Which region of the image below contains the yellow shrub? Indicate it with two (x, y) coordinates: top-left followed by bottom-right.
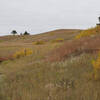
(13, 48), (33, 58)
(92, 51), (100, 80)
(75, 26), (100, 39)
(51, 38), (64, 43)
(33, 40), (45, 45)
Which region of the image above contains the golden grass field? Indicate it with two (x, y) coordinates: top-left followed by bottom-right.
(0, 28), (100, 100)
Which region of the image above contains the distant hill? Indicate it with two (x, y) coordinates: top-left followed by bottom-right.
(0, 29), (81, 43)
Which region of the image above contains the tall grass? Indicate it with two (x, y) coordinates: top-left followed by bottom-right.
(0, 54), (98, 100)
(92, 51), (100, 80)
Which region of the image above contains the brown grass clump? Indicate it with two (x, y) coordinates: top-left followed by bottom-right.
(75, 26), (100, 39)
(0, 57), (9, 62)
(13, 48), (33, 58)
(47, 36), (100, 62)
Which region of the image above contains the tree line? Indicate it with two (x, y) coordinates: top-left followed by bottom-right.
(11, 30), (30, 35)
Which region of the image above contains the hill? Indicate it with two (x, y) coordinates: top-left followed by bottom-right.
(0, 29), (81, 42)
(0, 28), (100, 100)
(0, 29), (81, 58)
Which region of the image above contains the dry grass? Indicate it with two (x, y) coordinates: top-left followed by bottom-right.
(0, 29), (100, 100)
(0, 54), (100, 100)
(0, 29), (81, 43)
(92, 51), (100, 80)
(75, 26), (100, 39)
(47, 36), (100, 61)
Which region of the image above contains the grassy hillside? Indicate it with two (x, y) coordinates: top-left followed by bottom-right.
(0, 28), (100, 100)
(0, 29), (80, 58)
(75, 26), (100, 39)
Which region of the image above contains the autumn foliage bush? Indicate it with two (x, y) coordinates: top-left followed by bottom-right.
(51, 38), (64, 43)
(13, 48), (33, 58)
(92, 51), (100, 80)
(75, 26), (100, 39)
(33, 40), (45, 45)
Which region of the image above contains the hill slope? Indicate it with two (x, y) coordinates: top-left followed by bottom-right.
(0, 28), (100, 100)
(0, 29), (81, 58)
(0, 29), (81, 43)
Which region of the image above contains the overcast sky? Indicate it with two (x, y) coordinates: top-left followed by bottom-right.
(0, 0), (100, 35)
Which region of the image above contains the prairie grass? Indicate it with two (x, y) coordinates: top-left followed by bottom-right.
(0, 29), (100, 100)
(75, 26), (100, 39)
(48, 36), (100, 61)
(0, 54), (100, 100)
(92, 51), (100, 80)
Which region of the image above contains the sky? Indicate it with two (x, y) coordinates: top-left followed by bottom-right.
(0, 0), (100, 35)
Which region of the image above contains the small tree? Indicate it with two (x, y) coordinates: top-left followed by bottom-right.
(20, 33), (23, 35)
(11, 30), (17, 35)
(23, 31), (30, 35)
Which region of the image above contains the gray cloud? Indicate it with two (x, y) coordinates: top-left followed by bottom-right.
(0, 0), (100, 35)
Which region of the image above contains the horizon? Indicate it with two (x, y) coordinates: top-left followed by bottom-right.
(0, 0), (100, 36)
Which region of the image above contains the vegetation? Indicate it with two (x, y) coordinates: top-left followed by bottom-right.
(33, 40), (45, 45)
(51, 38), (64, 43)
(1, 28), (100, 100)
(92, 51), (100, 80)
(13, 48), (33, 58)
(11, 30), (17, 35)
(75, 26), (100, 39)
(23, 31), (30, 35)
